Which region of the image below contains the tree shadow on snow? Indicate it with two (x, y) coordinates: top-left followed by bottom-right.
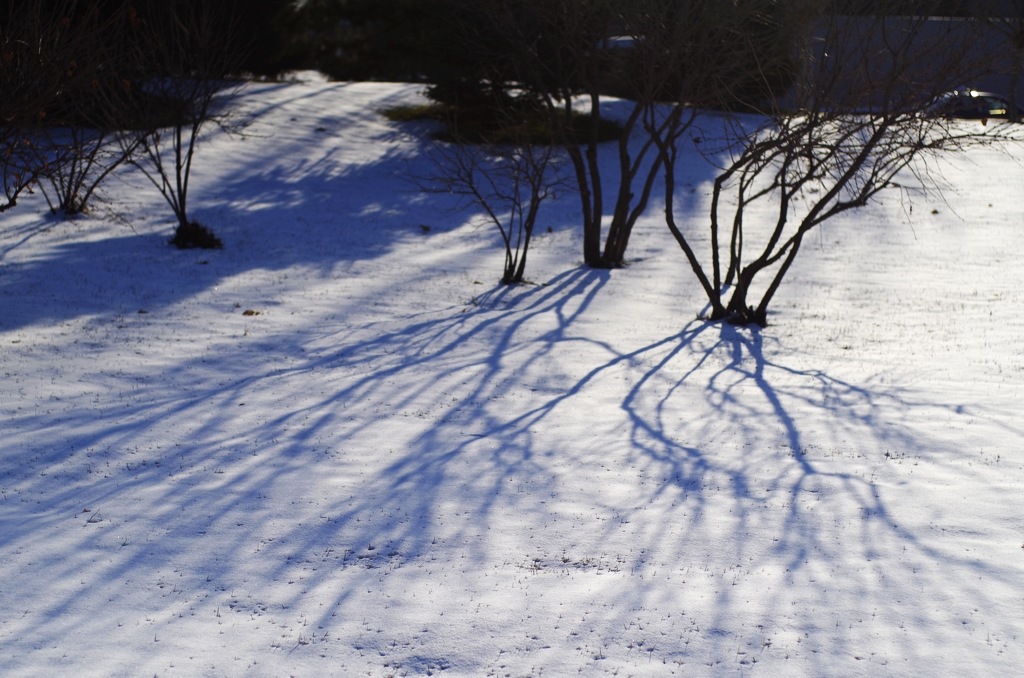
(593, 322), (1018, 671)
(2, 79), (1020, 669)
(2, 257), (1019, 674)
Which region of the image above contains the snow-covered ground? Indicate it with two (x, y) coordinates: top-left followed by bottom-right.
(1, 80), (1022, 677)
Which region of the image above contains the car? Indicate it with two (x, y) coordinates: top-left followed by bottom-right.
(926, 88), (1021, 120)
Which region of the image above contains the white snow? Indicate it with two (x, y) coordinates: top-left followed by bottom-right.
(1, 80), (1022, 677)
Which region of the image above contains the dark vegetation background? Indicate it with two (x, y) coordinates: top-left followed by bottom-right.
(8, 1), (1022, 114)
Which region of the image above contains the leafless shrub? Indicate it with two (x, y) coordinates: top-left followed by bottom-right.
(656, 2), (1023, 326)
(0, 1), (163, 217)
(429, 129), (566, 285)
(0, 0), (69, 212)
(124, 1), (244, 248)
(29, 2), (149, 216)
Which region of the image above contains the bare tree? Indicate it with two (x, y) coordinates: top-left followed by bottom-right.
(430, 133), (564, 285)
(34, 123), (142, 216)
(656, 2), (1021, 326)
(440, 0), (670, 268)
(126, 1), (243, 248)
(445, 1), (803, 269)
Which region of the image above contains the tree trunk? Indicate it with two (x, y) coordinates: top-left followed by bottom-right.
(724, 269), (768, 327)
